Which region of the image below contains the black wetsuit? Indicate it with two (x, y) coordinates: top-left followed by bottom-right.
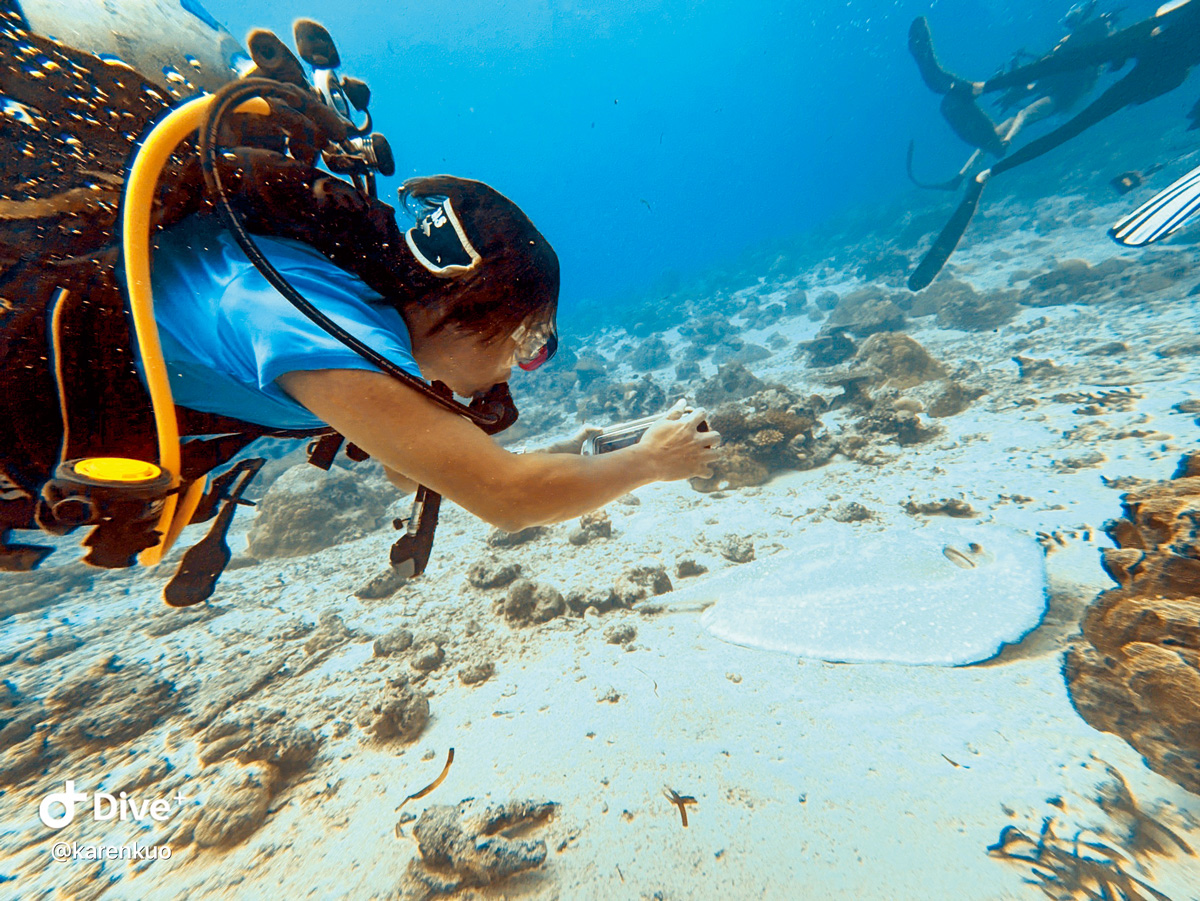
(982, 0), (1200, 176)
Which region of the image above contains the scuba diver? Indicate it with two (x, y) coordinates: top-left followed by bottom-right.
(906, 0), (1200, 290)
(0, 2), (720, 605)
(907, 0), (1118, 192)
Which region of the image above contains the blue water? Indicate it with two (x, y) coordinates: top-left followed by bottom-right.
(6, 2), (1200, 898)
(198, 0), (1187, 319)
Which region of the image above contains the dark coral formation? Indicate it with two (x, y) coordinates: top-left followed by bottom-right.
(458, 661), (494, 685)
(797, 327), (855, 368)
(355, 566), (411, 600)
(0, 657), (177, 787)
(358, 677), (431, 744)
(246, 463), (393, 559)
(173, 710), (318, 849)
(466, 557), (522, 589)
(572, 351), (609, 388)
(1064, 459), (1200, 795)
(825, 286), (907, 337)
(1019, 257), (1131, 306)
(399, 799), (558, 900)
(198, 706), (319, 771)
(579, 373), (668, 420)
(629, 335), (673, 370)
(374, 627), (415, 658)
(569, 510), (612, 546)
(718, 534), (756, 563)
(693, 362), (766, 407)
(908, 276), (1019, 331)
(187, 762), (279, 849)
(410, 639), (446, 673)
(612, 563), (673, 605)
(853, 403), (943, 448)
(678, 313), (742, 352)
(903, 498), (977, 518)
(0, 564), (94, 621)
(497, 579), (566, 626)
(303, 610), (367, 656)
(690, 387), (832, 491)
(852, 332), (946, 389)
(714, 342), (772, 366)
(928, 381), (986, 418)
(487, 526), (546, 548)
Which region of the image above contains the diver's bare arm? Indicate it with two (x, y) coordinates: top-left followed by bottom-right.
(277, 369), (712, 532)
(381, 465), (418, 494)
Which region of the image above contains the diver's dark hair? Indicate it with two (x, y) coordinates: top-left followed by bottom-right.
(385, 175), (559, 342)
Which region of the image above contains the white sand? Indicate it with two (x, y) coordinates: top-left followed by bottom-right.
(2, 189), (1200, 900)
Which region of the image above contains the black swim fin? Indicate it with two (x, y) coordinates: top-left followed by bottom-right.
(908, 174), (987, 291)
(905, 140), (966, 192)
(909, 17), (963, 95)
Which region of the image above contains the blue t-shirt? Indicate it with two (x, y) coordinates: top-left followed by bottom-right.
(147, 216), (422, 430)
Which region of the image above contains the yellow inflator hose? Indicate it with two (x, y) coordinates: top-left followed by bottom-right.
(121, 94), (269, 565)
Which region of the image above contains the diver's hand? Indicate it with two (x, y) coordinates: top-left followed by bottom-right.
(538, 425), (604, 455)
(632, 403), (721, 481)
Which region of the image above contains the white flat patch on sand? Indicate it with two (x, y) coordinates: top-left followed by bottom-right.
(679, 523), (1046, 665)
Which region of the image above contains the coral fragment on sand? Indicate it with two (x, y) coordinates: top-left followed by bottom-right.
(399, 799), (558, 900)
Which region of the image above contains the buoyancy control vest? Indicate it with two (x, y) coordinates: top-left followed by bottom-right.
(0, 9), (548, 604)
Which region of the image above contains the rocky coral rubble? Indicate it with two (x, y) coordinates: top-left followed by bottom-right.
(908, 276), (1019, 331)
(1064, 454), (1200, 796)
(358, 676), (431, 744)
(246, 463), (395, 559)
(399, 799), (558, 901)
(167, 705), (322, 849)
(690, 383), (833, 492)
(0, 657), (176, 787)
(497, 579), (566, 626)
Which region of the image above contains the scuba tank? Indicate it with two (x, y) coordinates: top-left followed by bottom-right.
(13, 0), (246, 94)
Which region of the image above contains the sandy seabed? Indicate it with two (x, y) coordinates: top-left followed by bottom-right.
(2, 187), (1200, 901)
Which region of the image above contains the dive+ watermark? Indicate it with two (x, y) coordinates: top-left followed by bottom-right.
(38, 780), (186, 829)
(50, 841), (172, 862)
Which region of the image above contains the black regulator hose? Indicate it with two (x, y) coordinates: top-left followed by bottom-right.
(197, 78), (510, 432)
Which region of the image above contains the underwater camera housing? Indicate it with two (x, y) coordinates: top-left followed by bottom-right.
(581, 405), (709, 455)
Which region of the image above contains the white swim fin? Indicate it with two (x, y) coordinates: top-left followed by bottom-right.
(1109, 164), (1200, 246)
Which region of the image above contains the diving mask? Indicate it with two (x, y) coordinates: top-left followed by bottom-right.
(512, 317), (557, 371)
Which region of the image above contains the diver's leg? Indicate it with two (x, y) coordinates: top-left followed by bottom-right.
(989, 76), (1142, 177)
(1000, 96), (1055, 145)
(939, 89), (1006, 156)
(921, 1), (1196, 99)
(981, 12), (1167, 94)
(956, 148), (984, 180)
